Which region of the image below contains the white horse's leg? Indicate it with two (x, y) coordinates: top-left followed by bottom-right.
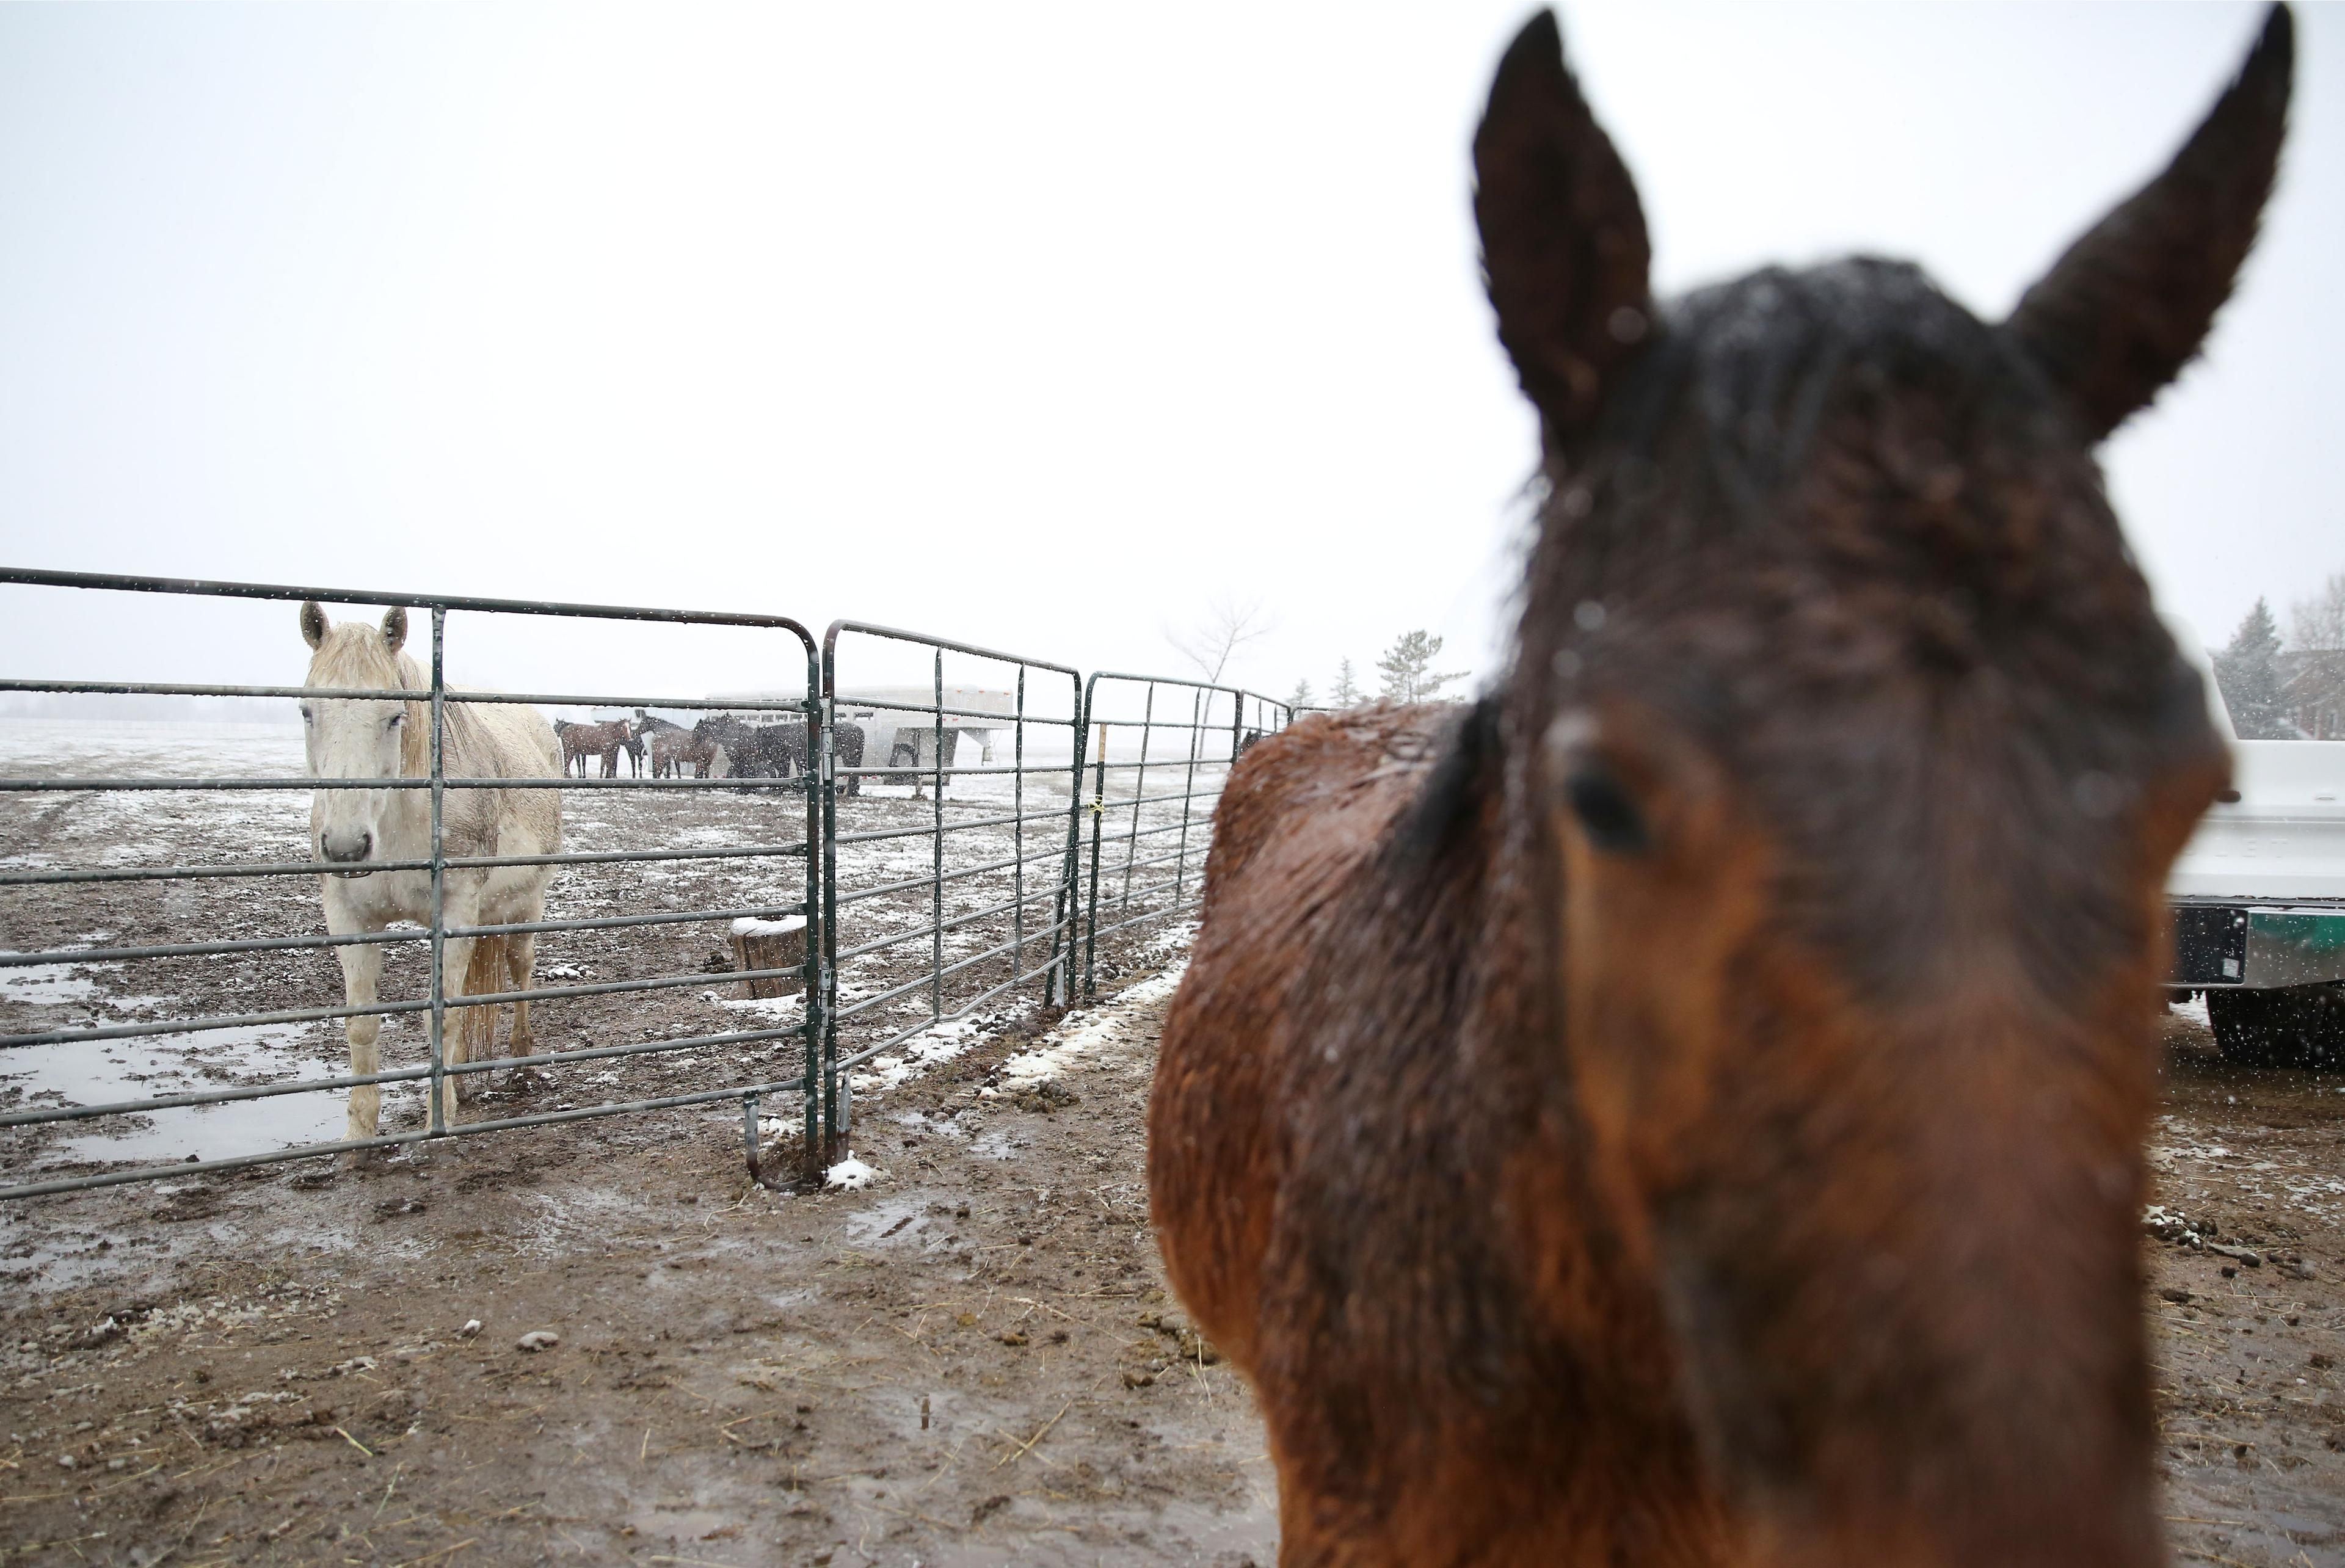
(434, 884), (487, 1121)
(328, 901), (385, 1152)
(438, 931), (478, 1119)
(505, 929), (539, 1059)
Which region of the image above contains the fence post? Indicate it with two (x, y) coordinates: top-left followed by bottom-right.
(930, 648), (945, 1030)
(1172, 687), (1205, 906)
(1121, 683), (1154, 912)
(818, 650), (842, 1177)
(1012, 667), (1026, 989)
(807, 677), (832, 1188)
(1083, 720), (1108, 998)
(426, 606), (448, 1138)
(1045, 678), (1090, 1008)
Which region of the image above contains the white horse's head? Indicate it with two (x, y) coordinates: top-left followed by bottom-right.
(299, 602), (424, 875)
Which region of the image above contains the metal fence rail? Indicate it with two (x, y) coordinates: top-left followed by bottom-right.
(0, 569), (826, 1197)
(0, 567), (1299, 1199)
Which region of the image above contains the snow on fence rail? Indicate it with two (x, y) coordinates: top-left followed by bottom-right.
(0, 568), (1290, 1199)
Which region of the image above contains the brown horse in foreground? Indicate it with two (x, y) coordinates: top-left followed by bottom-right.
(1151, 10), (2291, 1567)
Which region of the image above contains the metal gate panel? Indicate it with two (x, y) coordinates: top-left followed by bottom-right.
(816, 622), (1085, 1156)
(1076, 674), (1291, 998)
(0, 570), (826, 1196)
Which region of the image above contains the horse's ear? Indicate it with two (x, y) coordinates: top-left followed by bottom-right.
(380, 608), (408, 655)
(1472, 10), (1652, 435)
(300, 601), (328, 649)
(2005, 4), (2291, 443)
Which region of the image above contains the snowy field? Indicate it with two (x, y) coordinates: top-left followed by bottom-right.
(0, 719), (1226, 1182)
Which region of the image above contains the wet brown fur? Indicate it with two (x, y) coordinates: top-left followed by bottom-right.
(1150, 11), (2291, 1566)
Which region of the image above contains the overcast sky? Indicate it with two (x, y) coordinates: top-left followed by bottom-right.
(0, 3), (2336, 704)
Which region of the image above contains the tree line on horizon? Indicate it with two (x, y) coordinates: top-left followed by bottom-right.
(1285, 628), (1469, 714)
(2212, 570), (2345, 741)
(1158, 600), (1472, 716)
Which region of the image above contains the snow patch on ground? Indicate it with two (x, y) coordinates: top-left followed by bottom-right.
(824, 1155), (879, 1191)
(848, 1015), (989, 1092)
(1000, 963), (1187, 1087)
(1142, 920), (1199, 957)
(716, 991), (805, 1022)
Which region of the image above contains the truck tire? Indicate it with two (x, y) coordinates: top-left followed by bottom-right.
(2206, 983), (2345, 1069)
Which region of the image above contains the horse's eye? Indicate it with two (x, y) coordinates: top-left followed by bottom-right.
(299, 706), (312, 723)
(1564, 768), (1650, 854)
(386, 713), (405, 730)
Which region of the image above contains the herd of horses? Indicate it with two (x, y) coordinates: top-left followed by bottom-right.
(551, 711), (864, 791)
(291, 7), (2294, 1564)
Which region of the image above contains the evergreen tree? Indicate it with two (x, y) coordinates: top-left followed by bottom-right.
(1375, 630), (1467, 704)
(2212, 598), (2289, 738)
(1285, 678), (1314, 713)
(1329, 659), (1363, 707)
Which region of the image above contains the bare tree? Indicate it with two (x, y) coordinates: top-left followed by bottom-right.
(1165, 597), (1273, 687)
(2292, 572), (2345, 651)
(2287, 572), (2345, 739)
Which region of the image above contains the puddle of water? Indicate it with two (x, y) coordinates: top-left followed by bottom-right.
(842, 1195), (928, 1244)
(4, 1020), (360, 1167)
(0, 961), (101, 1006)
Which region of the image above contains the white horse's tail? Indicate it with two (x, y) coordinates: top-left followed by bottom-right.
(460, 936), (508, 1059)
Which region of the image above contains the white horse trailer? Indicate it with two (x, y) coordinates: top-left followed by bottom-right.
(836, 684), (1017, 774)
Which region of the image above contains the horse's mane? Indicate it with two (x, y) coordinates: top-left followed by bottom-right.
(1391, 694), (1503, 871)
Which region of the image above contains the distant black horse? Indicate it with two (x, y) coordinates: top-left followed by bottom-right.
(834, 721), (865, 798)
(691, 714), (863, 796)
(695, 715), (803, 791)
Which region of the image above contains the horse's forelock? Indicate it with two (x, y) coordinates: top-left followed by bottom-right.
(305, 622), (407, 688)
(306, 623), (432, 777)
(1518, 257), (2162, 714)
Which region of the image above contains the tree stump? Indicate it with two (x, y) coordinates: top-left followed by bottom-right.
(729, 916), (807, 1000)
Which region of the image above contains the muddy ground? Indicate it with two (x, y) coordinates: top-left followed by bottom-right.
(2145, 1004), (2345, 1567)
(2, 965), (1278, 1567)
(0, 1000), (2338, 1566)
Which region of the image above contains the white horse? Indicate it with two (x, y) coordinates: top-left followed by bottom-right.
(299, 603), (564, 1145)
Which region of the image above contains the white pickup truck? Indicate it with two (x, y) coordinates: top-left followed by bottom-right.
(2166, 650), (2345, 1066)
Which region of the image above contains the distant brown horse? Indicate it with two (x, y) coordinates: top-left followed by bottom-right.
(1150, 10), (2288, 1567)
(555, 717), (637, 779)
(652, 726), (718, 779)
